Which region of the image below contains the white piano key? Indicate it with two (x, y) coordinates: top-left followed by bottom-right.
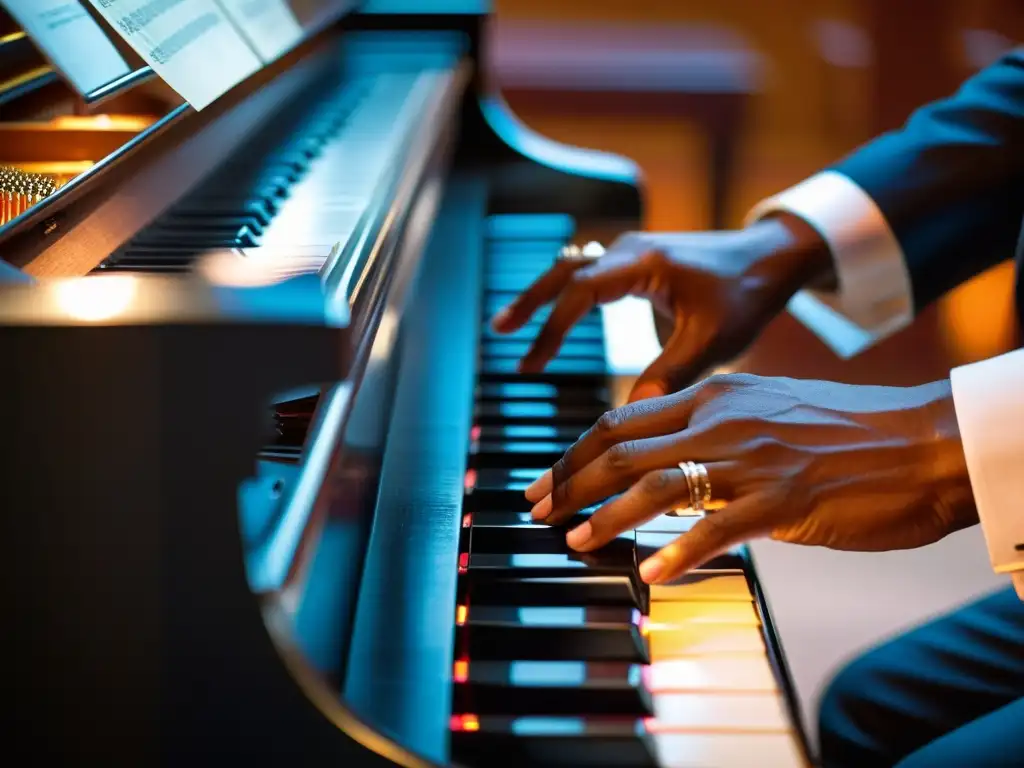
(600, 295), (662, 377)
(651, 570), (752, 602)
(650, 692), (791, 732)
(637, 515), (701, 534)
(637, 531), (744, 556)
(649, 601), (760, 626)
(646, 657), (778, 693)
(252, 71), (443, 266)
(653, 732), (807, 768)
(650, 624), (767, 657)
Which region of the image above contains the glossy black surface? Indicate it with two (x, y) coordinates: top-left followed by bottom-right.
(465, 573), (644, 610)
(452, 661), (652, 717)
(473, 400), (600, 425)
(343, 177), (487, 764)
(450, 716), (657, 767)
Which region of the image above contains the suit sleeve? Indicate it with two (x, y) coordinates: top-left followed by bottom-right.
(747, 47), (1024, 358)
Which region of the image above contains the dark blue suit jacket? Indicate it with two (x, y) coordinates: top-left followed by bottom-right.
(830, 48), (1024, 314)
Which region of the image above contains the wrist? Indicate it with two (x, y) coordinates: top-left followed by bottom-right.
(741, 213), (836, 299)
(917, 379), (977, 519)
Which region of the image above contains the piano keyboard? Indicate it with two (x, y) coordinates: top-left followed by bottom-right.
(96, 68), (451, 279)
(450, 214), (808, 768)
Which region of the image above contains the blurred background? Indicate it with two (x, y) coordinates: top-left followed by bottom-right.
(487, 0), (1021, 749)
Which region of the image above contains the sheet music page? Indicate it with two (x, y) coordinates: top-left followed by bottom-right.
(214, 0), (303, 63)
(84, 0), (262, 110)
(3, 0), (132, 97)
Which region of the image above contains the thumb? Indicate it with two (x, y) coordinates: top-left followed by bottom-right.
(628, 316), (712, 403)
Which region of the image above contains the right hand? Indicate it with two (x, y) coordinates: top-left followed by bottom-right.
(490, 214), (832, 402)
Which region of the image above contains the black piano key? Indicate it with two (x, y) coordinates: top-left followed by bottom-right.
(467, 544), (648, 613)
(461, 605), (649, 663)
(171, 200), (275, 227)
(468, 510), (556, 526)
(452, 660), (652, 717)
(466, 573), (645, 611)
(450, 715), (656, 767)
(132, 223), (258, 249)
(475, 381), (609, 405)
(470, 522), (596, 554)
(463, 491), (532, 514)
(473, 423), (583, 444)
(99, 254), (191, 272)
(482, 324), (604, 343)
(158, 214), (266, 237)
(469, 444), (567, 469)
(451, 715), (657, 767)
(472, 400), (602, 426)
(481, 358), (608, 376)
(466, 466), (544, 486)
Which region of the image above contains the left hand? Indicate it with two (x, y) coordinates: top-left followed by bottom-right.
(524, 374), (977, 584)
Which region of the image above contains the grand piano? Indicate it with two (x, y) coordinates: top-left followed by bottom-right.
(0, 2), (811, 765)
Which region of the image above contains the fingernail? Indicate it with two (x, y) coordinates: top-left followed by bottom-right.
(565, 520), (592, 550)
(639, 556), (664, 584)
(525, 470), (553, 501)
(530, 494), (552, 521)
(491, 307), (510, 330)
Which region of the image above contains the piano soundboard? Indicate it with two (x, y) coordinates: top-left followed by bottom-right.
(0, 3), (812, 766)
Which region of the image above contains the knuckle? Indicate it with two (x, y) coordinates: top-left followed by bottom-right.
(594, 409), (624, 438)
(696, 512), (735, 547)
(551, 472), (574, 506)
(745, 435), (786, 462)
(726, 416), (768, 441)
(639, 469), (678, 495)
(703, 372), (760, 394)
(638, 247), (665, 265)
(551, 454), (572, 485)
(605, 440), (638, 473)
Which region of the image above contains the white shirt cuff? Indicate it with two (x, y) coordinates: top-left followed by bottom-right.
(744, 170), (915, 359)
(950, 350), (1024, 600)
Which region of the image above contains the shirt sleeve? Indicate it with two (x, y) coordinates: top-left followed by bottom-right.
(950, 349), (1024, 600)
(744, 170), (915, 359)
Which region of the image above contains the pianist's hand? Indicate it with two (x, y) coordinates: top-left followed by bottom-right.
(490, 214), (831, 402)
(523, 374), (977, 585)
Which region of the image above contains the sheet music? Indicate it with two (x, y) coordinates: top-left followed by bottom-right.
(2, 0), (132, 97)
(84, 0), (262, 110)
(215, 0), (303, 63)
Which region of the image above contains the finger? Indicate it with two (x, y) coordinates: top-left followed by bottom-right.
(629, 314), (719, 402)
(535, 427), (726, 524)
(518, 259), (648, 373)
(490, 260), (578, 332)
(524, 380), (710, 502)
(566, 461), (736, 551)
(491, 232), (651, 333)
(638, 491), (776, 584)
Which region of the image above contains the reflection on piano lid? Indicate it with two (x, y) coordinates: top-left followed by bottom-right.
(0, 3), (810, 767)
